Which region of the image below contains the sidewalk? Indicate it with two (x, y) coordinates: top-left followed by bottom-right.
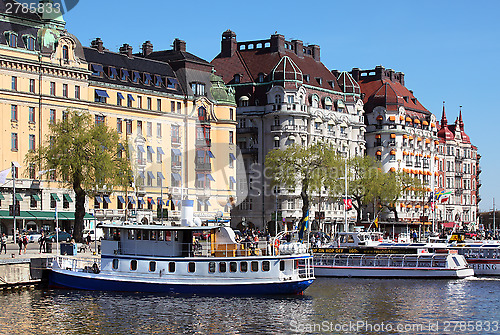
(0, 241), (99, 261)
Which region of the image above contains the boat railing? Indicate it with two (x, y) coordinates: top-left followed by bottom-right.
(54, 255), (101, 272)
(314, 253), (449, 268)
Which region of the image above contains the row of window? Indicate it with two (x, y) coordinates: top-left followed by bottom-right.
(11, 76), (81, 98)
(3, 193), (71, 210)
(4, 32), (36, 50)
(10, 133), (35, 151)
(115, 259), (288, 274)
(91, 64), (179, 90)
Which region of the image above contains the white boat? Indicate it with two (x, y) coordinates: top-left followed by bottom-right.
(49, 224), (314, 295)
(447, 243), (500, 276)
(312, 249), (473, 278)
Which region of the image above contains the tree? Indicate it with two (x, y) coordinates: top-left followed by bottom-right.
(25, 110), (130, 242)
(265, 142), (342, 227)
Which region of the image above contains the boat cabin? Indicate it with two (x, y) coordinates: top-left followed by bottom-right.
(333, 231), (385, 247)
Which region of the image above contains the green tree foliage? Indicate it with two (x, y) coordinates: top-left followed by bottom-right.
(25, 110), (130, 242)
(265, 142), (342, 224)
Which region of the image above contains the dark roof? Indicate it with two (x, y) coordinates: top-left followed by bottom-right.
(83, 47), (183, 95)
(145, 50), (210, 66)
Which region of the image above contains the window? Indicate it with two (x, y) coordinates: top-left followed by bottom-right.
(127, 94), (133, 107)
(126, 120), (132, 134)
(108, 67), (118, 79)
(177, 102), (181, 113)
(230, 262), (237, 272)
(28, 107), (35, 123)
(240, 261), (248, 272)
(130, 260), (138, 271)
(262, 261), (270, 272)
(229, 131), (234, 144)
(280, 260), (285, 271)
(171, 101), (175, 113)
(157, 99), (161, 111)
(156, 123), (162, 138)
(147, 97), (152, 110)
(149, 261), (156, 272)
(209, 262), (216, 273)
(137, 121), (142, 134)
(62, 45), (69, 60)
(8, 33), (17, 47)
(143, 73), (152, 85)
(11, 76), (17, 91)
(233, 74), (240, 83)
(117, 93), (123, 106)
(112, 259), (119, 270)
(147, 122), (152, 137)
(117, 118), (122, 133)
(62, 84), (68, 98)
(275, 95), (281, 104)
(229, 154), (234, 168)
(188, 262), (196, 273)
(75, 85), (80, 99)
(11, 133), (18, 151)
(26, 37), (35, 51)
(257, 73), (264, 83)
(132, 71), (140, 83)
(50, 109), (56, 124)
(11, 105), (17, 121)
(191, 82), (205, 96)
(29, 79), (35, 93)
(251, 261), (259, 272)
(287, 95), (294, 104)
(219, 262), (227, 273)
(50, 82), (56, 96)
(230, 108), (234, 120)
(169, 262), (175, 273)
(95, 115), (105, 125)
(198, 107), (207, 121)
(137, 96), (142, 109)
(29, 134), (35, 151)
(171, 125), (180, 143)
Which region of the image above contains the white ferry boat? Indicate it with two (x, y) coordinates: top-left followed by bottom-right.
(312, 231), (474, 278)
(447, 243), (500, 276)
(49, 223), (314, 295)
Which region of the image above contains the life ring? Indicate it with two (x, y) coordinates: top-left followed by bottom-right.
(274, 239), (280, 255)
(92, 263), (100, 274)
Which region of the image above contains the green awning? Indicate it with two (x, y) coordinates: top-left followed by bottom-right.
(27, 211), (56, 219)
(0, 210), (37, 219)
(32, 194), (41, 201)
(51, 193), (60, 201)
(63, 194), (73, 202)
(58, 212), (94, 220)
(15, 194), (23, 201)
(0, 194), (4, 200)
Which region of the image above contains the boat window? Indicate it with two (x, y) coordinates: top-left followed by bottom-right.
(240, 261), (248, 272)
(358, 235), (365, 241)
(174, 231), (178, 241)
(136, 231), (142, 240)
(280, 260), (285, 271)
(251, 261), (259, 272)
(158, 231), (164, 241)
(188, 262), (196, 273)
(347, 235), (354, 243)
(262, 261), (270, 272)
(142, 230), (149, 240)
(208, 262), (215, 273)
(130, 260), (138, 271)
(150, 231), (157, 240)
(452, 257), (461, 267)
(128, 230), (135, 240)
(294, 260), (299, 270)
(112, 259), (119, 270)
(149, 261), (156, 272)
(229, 262), (237, 272)
(219, 262), (227, 273)
(168, 262), (175, 273)
(165, 231), (172, 242)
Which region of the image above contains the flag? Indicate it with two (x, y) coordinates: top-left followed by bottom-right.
(298, 210), (309, 242)
(0, 168), (11, 185)
(374, 216), (379, 229)
(343, 198), (353, 210)
(440, 193), (451, 203)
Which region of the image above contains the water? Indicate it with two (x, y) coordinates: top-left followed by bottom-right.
(1, 277), (499, 334)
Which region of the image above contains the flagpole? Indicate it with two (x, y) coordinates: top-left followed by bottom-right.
(12, 162), (17, 244)
(344, 157), (348, 232)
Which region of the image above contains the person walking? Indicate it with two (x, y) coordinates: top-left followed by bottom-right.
(17, 234), (23, 255)
(38, 231), (46, 253)
(0, 233), (7, 254)
(22, 234), (28, 254)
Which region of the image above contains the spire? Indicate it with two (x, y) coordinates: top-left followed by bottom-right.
(458, 105), (464, 130)
(441, 101), (447, 127)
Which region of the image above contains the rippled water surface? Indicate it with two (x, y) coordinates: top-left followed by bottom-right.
(1, 277), (499, 334)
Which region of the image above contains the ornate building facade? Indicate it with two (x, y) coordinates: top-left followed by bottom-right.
(212, 31), (365, 232)
(0, 1), (236, 236)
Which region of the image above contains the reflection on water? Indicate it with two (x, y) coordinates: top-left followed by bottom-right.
(1, 278), (499, 334)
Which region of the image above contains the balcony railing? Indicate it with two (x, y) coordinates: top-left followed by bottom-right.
(271, 125), (307, 132)
(196, 138), (211, 147)
(237, 127), (258, 134)
(195, 162), (212, 171)
(171, 137), (181, 145)
(171, 161), (182, 169)
(241, 148), (258, 155)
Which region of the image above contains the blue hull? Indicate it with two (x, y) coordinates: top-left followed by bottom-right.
(49, 270), (314, 296)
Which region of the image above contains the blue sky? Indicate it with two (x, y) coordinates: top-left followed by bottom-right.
(63, 0), (500, 211)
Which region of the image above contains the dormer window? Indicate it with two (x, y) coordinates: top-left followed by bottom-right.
(5, 32), (17, 48)
(131, 71), (140, 83)
(403, 96), (409, 102)
(143, 73), (152, 85)
(303, 74), (310, 82)
(155, 75), (163, 87)
(328, 81), (335, 89)
(257, 73), (265, 83)
(315, 77), (322, 85)
(311, 94), (319, 108)
(287, 95), (294, 104)
(234, 74), (240, 83)
(239, 96), (249, 107)
(23, 35), (35, 51)
(121, 69), (129, 81)
(167, 78), (178, 89)
(191, 82), (205, 96)
(274, 94), (282, 104)
(324, 97), (333, 110)
(62, 45), (69, 61)
(91, 64), (104, 77)
(109, 67), (118, 79)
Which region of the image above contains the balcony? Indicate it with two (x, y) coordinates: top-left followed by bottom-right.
(196, 138), (211, 147)
(241, 148), (258, 155)
(455, 189), (463, 196)
(271, 125), (307, 132)
(455, 156), (463, 162)
(171, 161), (182, 170)
(237, 127), (258, 134)
(171, 137), (181, 145)
(195, 162), (212, 171)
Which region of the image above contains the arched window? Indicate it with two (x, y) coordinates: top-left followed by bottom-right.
(8, 33), (17, 48)
(257, 73), (264, 83)
(25, 37), (35, 51)
(274, 94), (281, 104)
(62, 45), (69, 60)
(198, 106), (207, 121)
(311, 95), (319, 108)
(233, 74), (240, 83)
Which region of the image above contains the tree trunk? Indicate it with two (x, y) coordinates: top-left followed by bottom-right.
(353, 195), (362, 225)
(73, 172), (86, 242)
(300, 179), (309, 223)
(389, 206), (399, 223)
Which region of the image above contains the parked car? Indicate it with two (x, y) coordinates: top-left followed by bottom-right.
(83, 228), (103, 241)
(45, 231), (72, 243)
(27, 231), (42, 243)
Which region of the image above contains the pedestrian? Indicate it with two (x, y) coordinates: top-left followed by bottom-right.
(0, 233), (7, 254)
(22, 234), (28, 254)
(86, 233), (92, 246)
(17, 235), (23, 255)
(39, 231), (46, 253)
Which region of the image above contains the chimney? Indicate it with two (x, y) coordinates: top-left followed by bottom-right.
(91, 38), (104, 53)
(292, 39), (303, 57)
(173, 38), (186, 52)
(221, 29), (237, 57)
(374, 65), (385, 79)
(398, 72), (405, 85)
(351, 68), (360, 82)
(311, 44), (320, 61)
(331, 70), (340, 79)
(142, 41), (153, 56)
(388, 68), (395, 81)
(270, 33), (285, 53)
(119, 43), (133, 58)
